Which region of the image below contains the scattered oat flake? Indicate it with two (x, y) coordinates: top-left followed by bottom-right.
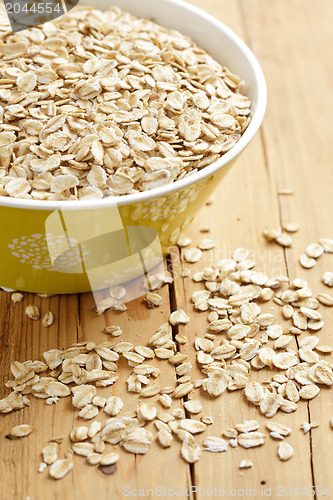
(43, 442), (58, 465)
(322, 272), (333, 287)
(306, 243), (323, 259)
(262, 226), (282, 242)
(223, 428), (238, 439)
(11, 292), (24, 303)
(42, 312), (54, 327)
(38, 462), (47, 473)
(278, 442), (293, 461)
(317, 293), (333, 307)
(276, 233), (293, 248)
(181, 436), (201, 463)
(95, 298), (127, 315)
(300, 421), (319, 434)
(49, 458), (73, 479)
(184, 400), (202, 414)
(244, 382), (264, 404)
(157, 429), (173, 448)
(299, 385), (320, 400)
(266, 422), (291, 437)
(239, 459), (253, 469)
(235, 420), (259, 433)
(102, 325), (122, 336)
(177, 236), (192, 248)
(184, 248), (202, 263)
(270, 432), (284, 440)
(138, 403), (157, 421)
(72, 442), (95, 457)
(6, 424), (34, 439)
(299, 254), (316, 269)
(175, 334), (188, 344)
(25, 305), (40, 320)
(87, 453), (101, 466)
(315, 344), (333, 354)
(202, 437), (228, 452)
(238, 432), (265, 448)
(201, 416), (214, 425)
(169, 309), (190, 325)
(100, 452), (119, 466)
(140, 386), (161, 398)
(144, 293), (163, 308)
(198, 239), (215, 251)
(273, 352), (298, 370)
(179, 419), (206, 434)
(284, 223), (299, 233)
(233, 248), (250, 262)
(319, 238), (333, 253)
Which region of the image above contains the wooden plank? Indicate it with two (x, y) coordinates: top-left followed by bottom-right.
(1, 280), (192, 499)
(169, 137), (313, 497)
(74, 287), (193, 500)
(241, 0), (333, 496)
(168, 0), (316, 497)
(0, 292), (80, 500)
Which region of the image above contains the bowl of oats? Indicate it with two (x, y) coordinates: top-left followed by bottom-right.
(0, 0), (266, 293)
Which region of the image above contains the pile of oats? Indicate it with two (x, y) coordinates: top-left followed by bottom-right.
(0, 6), (251, 201)
(2, 235), (333, 479)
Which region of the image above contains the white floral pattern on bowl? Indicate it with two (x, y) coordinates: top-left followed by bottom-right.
(8, 234), (88, 271)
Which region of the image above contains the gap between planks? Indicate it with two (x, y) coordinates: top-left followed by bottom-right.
(167, 249), (198, 500)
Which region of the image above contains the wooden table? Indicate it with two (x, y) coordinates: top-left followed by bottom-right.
(1, 1), (333, 499)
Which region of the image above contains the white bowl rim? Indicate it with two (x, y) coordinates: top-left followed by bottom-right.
(0, 0), (267, 212)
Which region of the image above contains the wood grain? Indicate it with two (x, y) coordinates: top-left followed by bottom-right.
(1, 1), (333, 499)
(242, 0), (333, 496)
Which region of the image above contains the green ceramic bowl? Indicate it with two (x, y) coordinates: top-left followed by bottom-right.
(0, 0), (266, 294)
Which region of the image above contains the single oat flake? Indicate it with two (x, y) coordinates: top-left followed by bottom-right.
(25, 305), (40, 320)
(181, 436), (201, 464)
(275, 233), (293, 248)
(202, 437), (228, 452)
(262, 226), (282, 242)
(319, 238), (333, 253)
(306, 243), (323, 259)
(6, 424), (34, 439)
(323, 272), (333, 287)
(198, 239), (216, 251)
(184, 248), (202, 264)
(238, 432), (266, 448)
(239, 459), (253, 469)
(300, 421), (319, 434)
(169, 309), (190, 326)
(42, 312), (54, 327)
(277, 442), (293, 461)
(284, 223), (299, 233)
(300, 254), (316, 269)
(11, 293), (24, 303)
(49, 458), (73, 479)
(42, 442), (58, 465)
